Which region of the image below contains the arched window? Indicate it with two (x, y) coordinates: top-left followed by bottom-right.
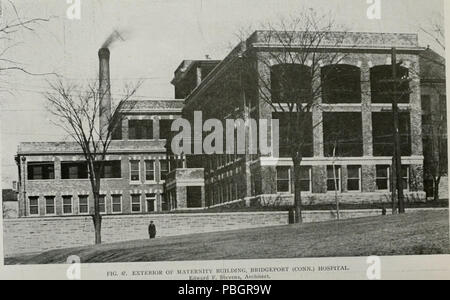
(271, 64), (312, 103)
(371, 65), (410, 104)
(321, 65), (362, 104)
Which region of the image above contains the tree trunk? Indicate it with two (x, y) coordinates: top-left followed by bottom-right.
(293, 157), (303, 224)
(332, 145), (340, 221)
(93, 212), (102, 245)
(89, 171), (103, 245)
(434, 177), (441, 202)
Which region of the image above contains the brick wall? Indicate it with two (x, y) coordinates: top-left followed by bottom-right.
(3, 211), (288, 257)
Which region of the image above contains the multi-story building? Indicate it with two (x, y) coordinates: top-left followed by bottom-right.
(15, 31), (447, 217)
(15, 97), (183, 217)
(420, 48), (448, 199)
(167, 31), (435, 208)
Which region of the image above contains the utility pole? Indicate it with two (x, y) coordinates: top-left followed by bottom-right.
(391, 48), (406, 214)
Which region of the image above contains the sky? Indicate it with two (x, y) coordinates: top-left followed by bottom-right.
(0, 0), (446, 188)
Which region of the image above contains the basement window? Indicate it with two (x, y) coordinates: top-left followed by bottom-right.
(99, 195), (106, 214)
(28, 162), (55, 180)
(29, 197), (39, 216)
(376, 165), (390, 191)
(78, 195), (89, 215)
(112, 195), (122, 213)
(327, 166), (342, 192)
(45, 196), (56, 215)
(299, 167), (312, 193)
(128, 119), (153, 140)
(276, 166), (291, 193)
(347, 165), (362, 192)
(63, 196), (73, 215)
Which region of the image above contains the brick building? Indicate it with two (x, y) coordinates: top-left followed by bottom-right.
(15, 98), (183, 217)
(15, 31), (447, 217)
(167, 31), (438, 208)
(420, 48), (448, 199)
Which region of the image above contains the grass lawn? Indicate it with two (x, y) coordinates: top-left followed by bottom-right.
(5, 210), (449, 265)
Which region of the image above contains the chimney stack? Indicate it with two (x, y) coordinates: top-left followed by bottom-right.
(98, 48), (112, 138)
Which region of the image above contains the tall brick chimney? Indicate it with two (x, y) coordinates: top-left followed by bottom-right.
(98, 48), (112, 138)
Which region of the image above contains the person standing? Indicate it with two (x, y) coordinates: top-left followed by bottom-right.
(148, 221), (157, 239)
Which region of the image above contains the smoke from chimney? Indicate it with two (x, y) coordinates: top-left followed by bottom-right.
(98, 47), (111, 137)
(101, 29), (128, 49)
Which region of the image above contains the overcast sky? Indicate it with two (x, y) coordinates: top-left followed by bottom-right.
(0, 0), (445, 188)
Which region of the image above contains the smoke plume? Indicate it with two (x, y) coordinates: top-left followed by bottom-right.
(101, 29), (129, 49)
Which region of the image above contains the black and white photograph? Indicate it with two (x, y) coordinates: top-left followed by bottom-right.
(0, 0), (449, 280)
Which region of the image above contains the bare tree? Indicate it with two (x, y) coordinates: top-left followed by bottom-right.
(46, 79), (141, 244)
(240, 10), (351, 223)
(0, 1), (53, 81)
(420, 13), (447, 202)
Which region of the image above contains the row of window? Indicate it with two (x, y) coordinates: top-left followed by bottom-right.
(275, 165), (409, 193)
(113, 119), (173, 140)
(275, 111), (412, 158)
(28, 193), (158, 216)
(27, 160), (170, 182)
(270, 64), (411, 104)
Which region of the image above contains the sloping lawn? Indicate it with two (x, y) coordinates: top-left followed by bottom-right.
(5, 210), (449, 265)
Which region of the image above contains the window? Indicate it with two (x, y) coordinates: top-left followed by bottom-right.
(79, 195), (89, 214)
(63, 196), (73, 215)
(45, 196), (55, 215)
(28, 162), (54, 180)
(371, 65), (410, 104)
(128, 119), (153, 140)
(112, 121), (122, 140)
(100, 161), (122, 179)
(376, 165), (390, 191)
(159, 119), (173, 140)
(401, 165), (409, 191)
(29, 197), (39, 216)
(299, 167), (312, 192)
(112, 195), (122, 213)
(273, 112), (313, 158)
(271, 64), (312, 103)
(99, 195), (106, 214)
(327, 166), (341, 192)
(145, 160), (155, 182)
(61, 162), (88, 179)
(130, 161), (140, 182)
(276, 166), (291, 193)
(146, 194), (156, 212)
(131, 194), (142, 213)
(187, 186), (202, 208)
(321, 65), (361, 103)
(372, 112), (411, 156)
(160, 160), (169, 181)
(347, 166), (362, 191)
(323, 113), (363, 157)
